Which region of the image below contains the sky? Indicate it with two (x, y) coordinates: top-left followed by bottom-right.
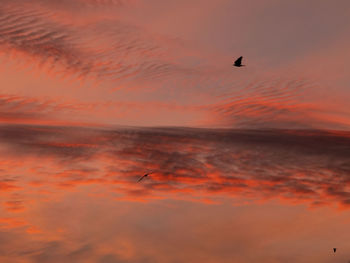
(1, 0), (350, 129)
(0, 1), (350, 262)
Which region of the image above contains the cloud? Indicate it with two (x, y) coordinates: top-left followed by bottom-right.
(0, 217), (27, 229)
(0, 94), (77, 124)
(0, 124), (349, 208)
(0, 0), (188, 84)
(0, 1), (349, 130)
(208, 77), (350, 129)
(30, 242), (94, 263)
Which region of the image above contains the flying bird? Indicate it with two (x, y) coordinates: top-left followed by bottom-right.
(233, 56), (245, 67)
(333, 248), (336, 253)
(137, 172), (153, 182)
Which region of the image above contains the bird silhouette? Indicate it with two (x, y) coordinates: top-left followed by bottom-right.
(137, 172), (153, 182)
(233, 56), (245, 67)
(333, 248), (336, 253)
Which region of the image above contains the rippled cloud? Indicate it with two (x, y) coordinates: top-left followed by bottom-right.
(0, 1), (349, 129)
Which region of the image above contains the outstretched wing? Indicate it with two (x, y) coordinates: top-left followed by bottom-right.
(137, 174), (146, 182)
(137, 172), (153, 182)
(234, 56), (243, 65)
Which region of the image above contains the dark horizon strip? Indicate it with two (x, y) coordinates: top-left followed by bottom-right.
(0, 124), (349, 208)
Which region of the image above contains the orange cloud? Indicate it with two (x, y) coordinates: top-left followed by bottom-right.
(0, 124), (349, 208)
(0, 181), (21, 192)
(0, 217), (27, 229)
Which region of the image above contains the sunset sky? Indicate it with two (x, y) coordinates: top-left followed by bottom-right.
(0, 1), (350, 262)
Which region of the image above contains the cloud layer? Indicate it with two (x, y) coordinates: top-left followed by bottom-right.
(1, 124), (349, 207)
(0, 0), (349, 129)
(0, 124), (349, 262)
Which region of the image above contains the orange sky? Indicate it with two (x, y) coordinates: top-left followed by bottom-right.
(0, 1), (350, 262)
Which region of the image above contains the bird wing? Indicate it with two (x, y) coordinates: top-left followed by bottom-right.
(137, 175), (146, 182)
(137, 172), (154, 182)
(234, 56), (243, 65)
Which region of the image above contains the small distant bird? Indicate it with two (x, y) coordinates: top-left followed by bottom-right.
(333, 248), (336, 253)
(137, 172), (153, 182)
(233, 56), (245, 67)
